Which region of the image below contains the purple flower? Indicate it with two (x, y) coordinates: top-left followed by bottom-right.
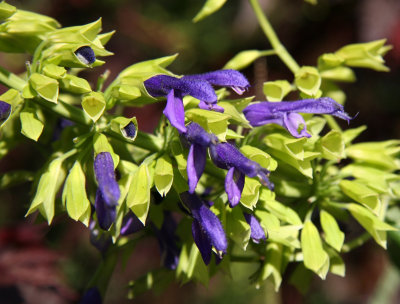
(180, 192), (227, 265)
(181, 122), (218, 193)
(243, 97), (352, 138)
(243, 213), (266, 243)
(93, 152), (120, 230)
(120, 211), (144, 236)
(144, 70), (249, 133)
(75, 46), (96, 65)
(80, 287), (102, 304)
(0, 100), (11, 126)
(210, 142), (274, 207)
(154, 212), (180, 270)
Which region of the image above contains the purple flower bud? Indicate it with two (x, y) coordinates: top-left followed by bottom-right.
(180, 192), (227, 264)
(0, 100), (11, 126)
(80, 287), (102, 304)
(95, 189), (116, 230)
(120, 211), (144, 236)
(243, 97), (353, 138)
(122, 121), (136, 139)
(75, 46), (96, 65)
(243, 213), (266, 243)
(93, 152), (120, 208)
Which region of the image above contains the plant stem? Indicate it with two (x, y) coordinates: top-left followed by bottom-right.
(248, 0), (300, 74)
(342, 232), (371, 253)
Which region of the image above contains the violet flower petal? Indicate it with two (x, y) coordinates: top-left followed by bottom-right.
(181, 192), (227, 254)
(225, 167), (245, 207)
(95, 189), (116, 230)
(120, 211), (144, 236)
(243, 213), (266, 243)
(192, 219), (212, 265)
(187, 144), (207, 193)
(283, 112), (311, 138)
(94, 152), (120, 207)
(163, 89), (187, 133)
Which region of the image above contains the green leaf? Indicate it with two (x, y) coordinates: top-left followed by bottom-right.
(193, 0), (227, 22)
(218, 100), (251, 128)
(320, 66), (356, 82)
(185, 243), (209, 285)
(335, 39), (391, 72)
(301, 221), (330, 279)
(43, 64), (66, 79)
(0, 2), (16, 21)
(346, 140), (400, 170)
(317, 130), (345, 160)
(240, 145), (278, 171)
(82, 91), (106, 122)
(320, 210), (344, 251)
(342, 125), (366, 144)
(340, 180), (381, 214)
(154, 154), (174, 197)
(20, 108), (44, 141)
(185, 108), (230, 141)
(327, 249), (345, 277)
(295, 66), (321, 97)
(263, 80), (293, 102)
(93, 133), (120, 168)
(223, 50), (272, 70)
(170, 139), (187, 179)
(113, 84), (141, 101)
(126, 164), (151, 224)
(29, 73), (59, 103)
(259, 189), (302, 225)
(347, 203), (396, 248)
(61, 74), (92, 94)
(240, 177), (261, 210)
(62, 161), (90, 226)
(256, 243), (285, 291)
(26, 157), (66, 224)
(226, 207), (251, 250)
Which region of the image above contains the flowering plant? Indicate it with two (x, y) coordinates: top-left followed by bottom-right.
(0, 0), (399, 302)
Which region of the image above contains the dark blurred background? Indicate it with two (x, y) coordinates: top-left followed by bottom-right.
(0, 0), (399, 303)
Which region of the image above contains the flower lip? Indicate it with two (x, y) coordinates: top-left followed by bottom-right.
(75, 46), (96, 65)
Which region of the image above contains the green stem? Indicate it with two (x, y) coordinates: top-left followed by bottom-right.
(248, 0), (300, 74)
(342, 232), (371, 253)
